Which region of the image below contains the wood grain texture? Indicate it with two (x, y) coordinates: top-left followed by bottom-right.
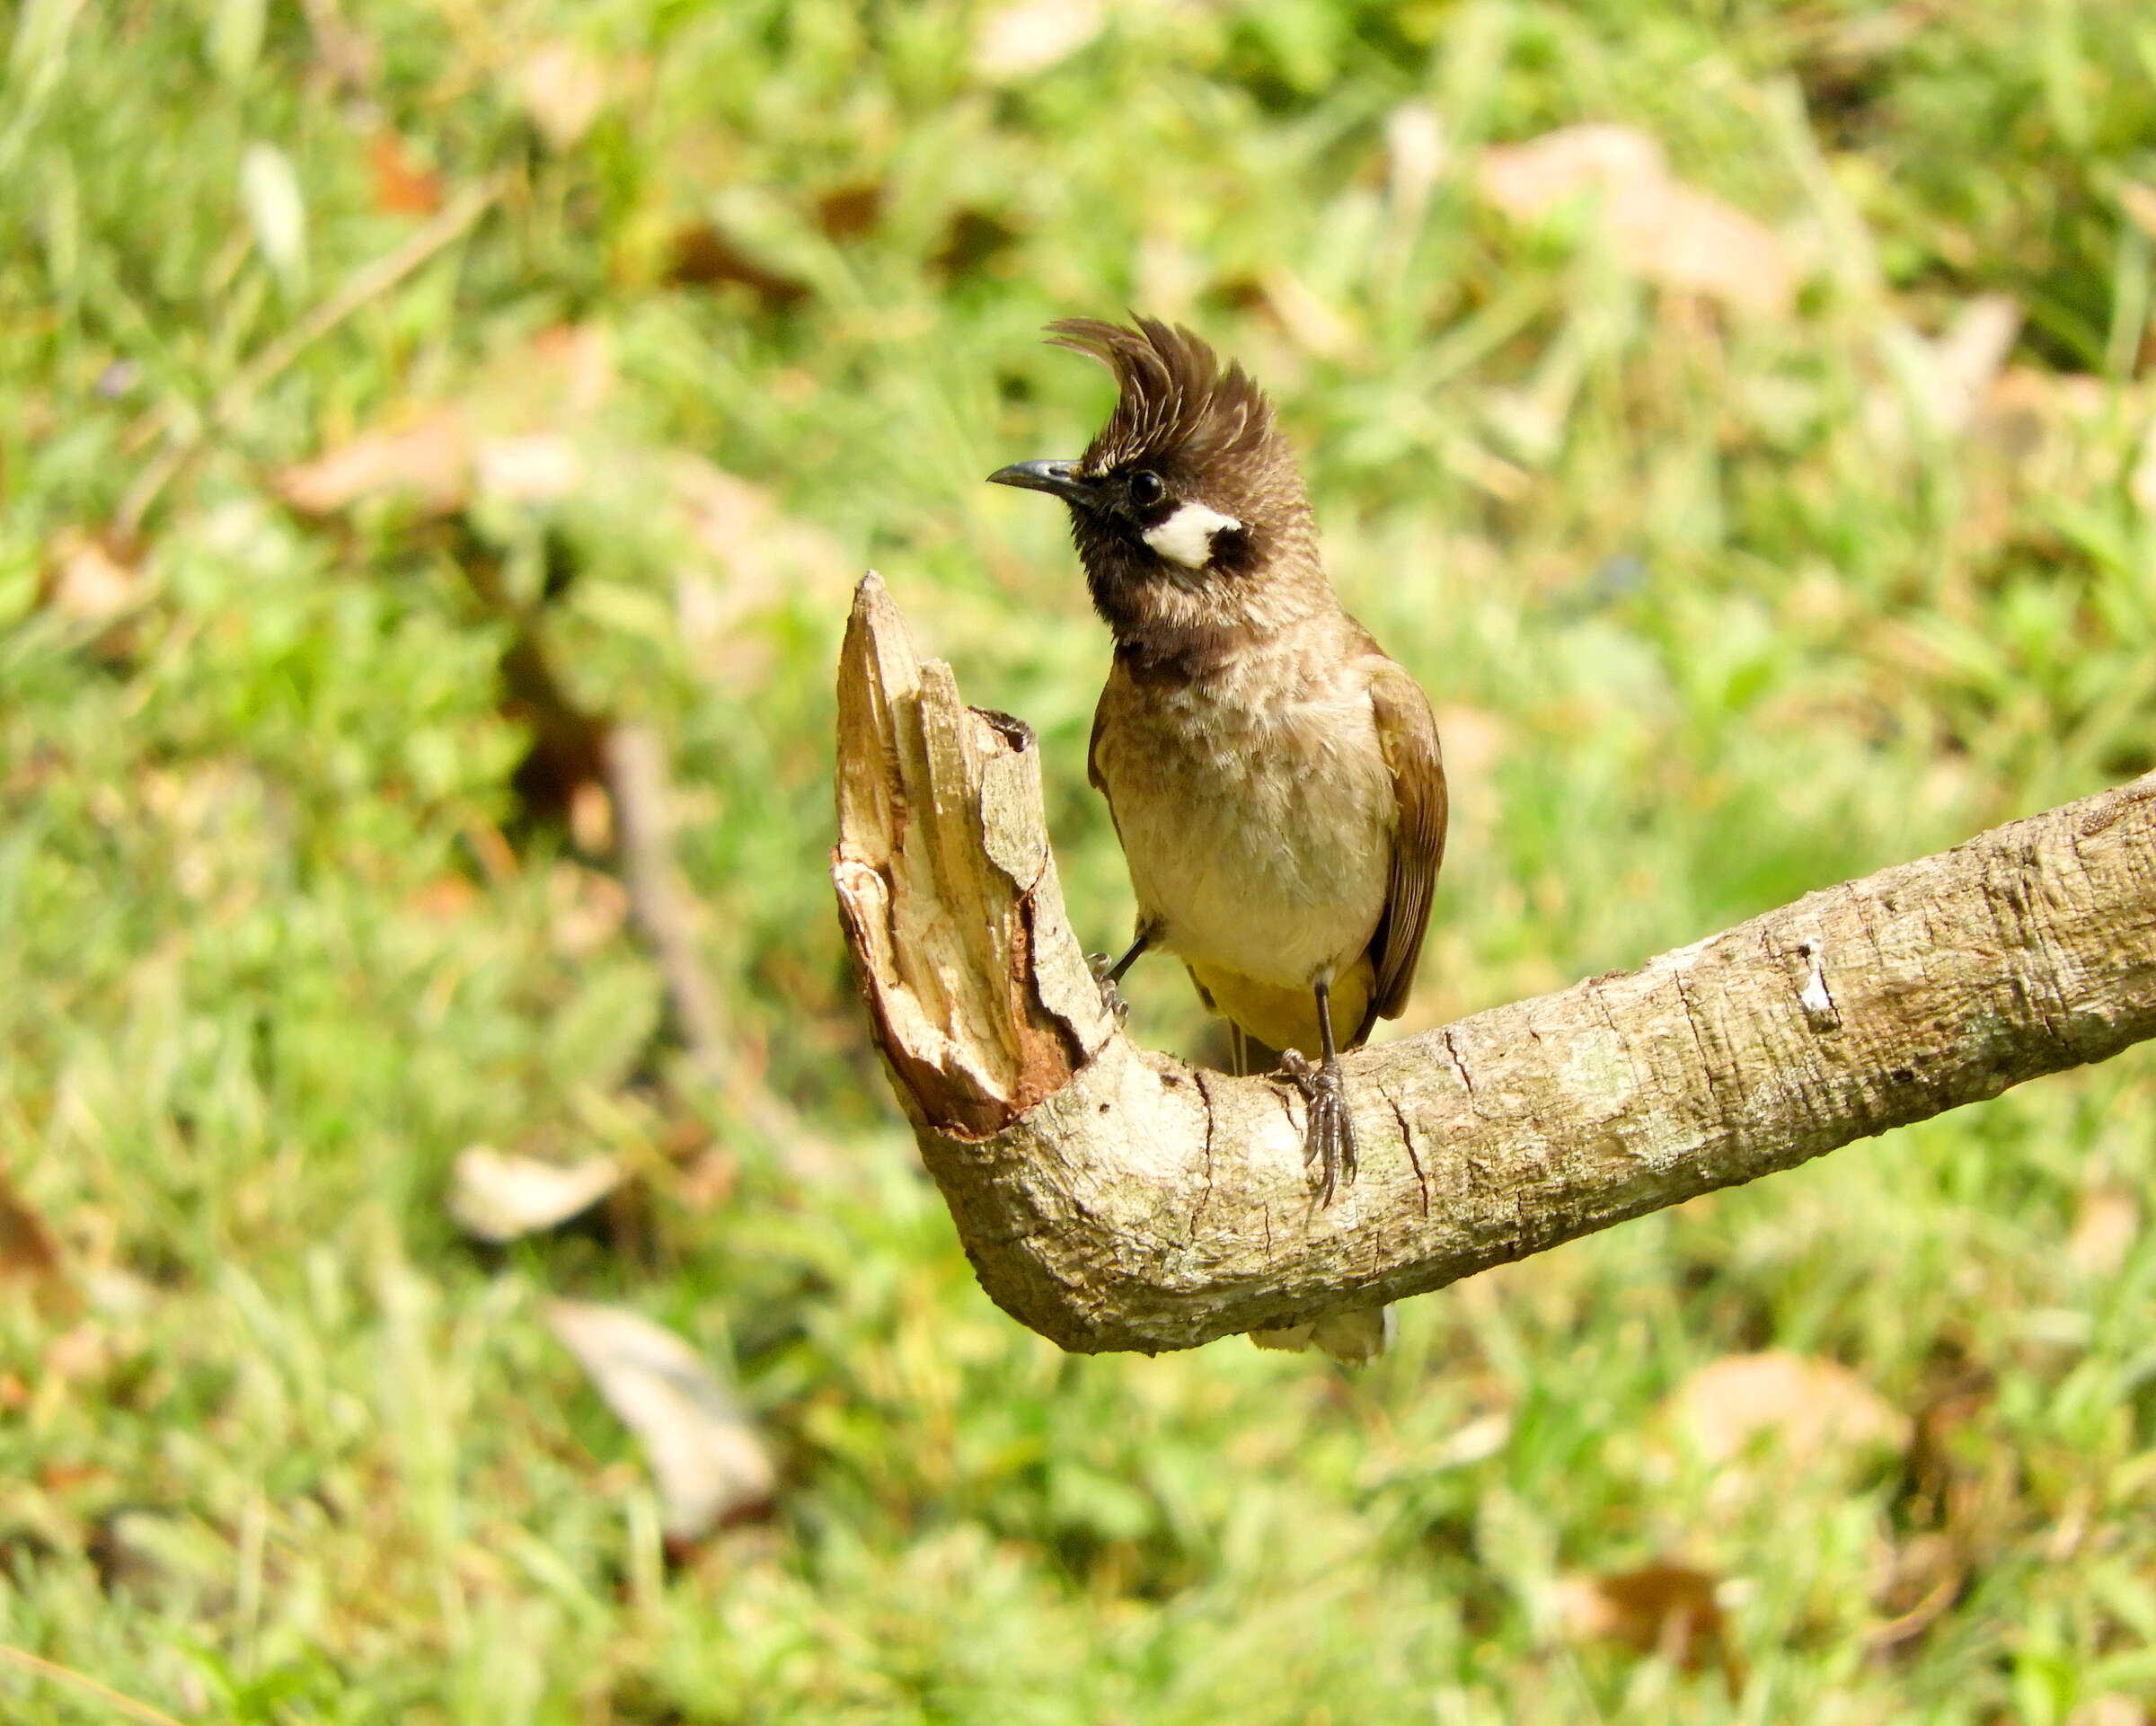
(832, 574), (2156, 1354)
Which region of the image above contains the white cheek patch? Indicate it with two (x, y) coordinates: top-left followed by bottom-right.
(1142, 502), (1242, 569)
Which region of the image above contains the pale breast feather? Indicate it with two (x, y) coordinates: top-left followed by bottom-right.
(1090, 649), (1392, 988)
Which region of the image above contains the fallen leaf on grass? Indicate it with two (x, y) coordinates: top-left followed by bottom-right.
(545, 1299), (776, 1542)
(473, 432), (581, 504)
(972, 0), (1106, 80)
(1477, 124), (1794, 316)
(665, 225), (810, 305)
(1551, 1562), (1736, 1678)
(279, 326), (614, 518)
(520, 43), (611, 151)
(278, 408), (471, 516)
(408, 874), (481, 920)
(368, 132), (443, 217)
(674, 1145), (738, 1215)
(1871, 295), (2023, 446)
(567, 778), (614, 855)
(450, 1146), (626, 1244)
(2066, 1696), (2148, 1726)
(0, 1165), (65, 1298)
(1664, 1350), (1907, 1474)
(44, 533), (140, 625)
(930, 207), (1020, 280)
(548, 863), (629, 958)
(1869, 1529), (1964, 1651)
(813, 181), (885, 241)
(1919, 295), (2022, 436)
(2067, 1186), (2140, 1279)
(1429, 1411), (1511, 1469)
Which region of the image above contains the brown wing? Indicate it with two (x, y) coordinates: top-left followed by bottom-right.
(1359, 659), (1447, 1041)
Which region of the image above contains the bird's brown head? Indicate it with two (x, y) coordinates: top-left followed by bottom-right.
(989, 317), (1325, 640)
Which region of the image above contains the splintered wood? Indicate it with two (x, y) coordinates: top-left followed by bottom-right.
(832, 572), (1112, 1137)
(832, 573), (2156, 1355)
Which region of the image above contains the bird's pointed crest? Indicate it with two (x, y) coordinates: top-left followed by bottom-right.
(1047, 316), (1277, 476)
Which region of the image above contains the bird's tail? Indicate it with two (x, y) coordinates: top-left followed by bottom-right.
(1250, 1304), (1393, 1365)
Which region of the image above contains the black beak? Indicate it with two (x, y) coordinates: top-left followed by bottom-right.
(987, 459), (1095, 507)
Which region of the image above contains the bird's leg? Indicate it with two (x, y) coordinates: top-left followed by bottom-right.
(1086, 929), (1152, 1022)
(1278, 979), (1356, 1206)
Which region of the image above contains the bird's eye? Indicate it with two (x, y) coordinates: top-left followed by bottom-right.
(1127, 470), (1165, 508)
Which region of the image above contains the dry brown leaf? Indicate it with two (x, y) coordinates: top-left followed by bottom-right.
(814, 181), (885, 241)
(409, 874), (480, 920)
(279, 325), (614, 518)
(1429, 1410), (1511, 1469)
(520, 44), (610, 151)
(1551, 1562), (1731, 1675)
(931, 208), (1020, 280)
(278, 408), (471, 516)
(545, 1299), (776, 1541)
(1665, 1350), (1908, 1473)
(45, 1321), (110, 1384)
(1872, 297), (2024, 448)
(368, 132), (443, 217)
(0, 1164), (65, 1295)
(1923, 296), (2022, 436)
(2067, 1186), (2140, 1279)
(473, 433), (581, 504)
(548, 863), (629, 958)
(45, 533), (140, 624)
(568, 778), (614, 854)
(2066, 1696), (2148, 1726)
(1477, 124), (1794, 316)
(1480, 123), (1663, 217)
(665, 225), (810, 305)
(972, 0), (1106, 81)
(517, 323), (616, 418)
(674, 1146), (738, 1215)
(1869, 1529), (1964, 1649)
(449, 1146), (626, 1244)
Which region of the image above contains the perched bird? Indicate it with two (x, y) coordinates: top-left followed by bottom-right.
(990, 317), (1447, 1362)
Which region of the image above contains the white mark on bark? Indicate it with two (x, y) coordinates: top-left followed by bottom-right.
(1798, 940), (1842, 1031)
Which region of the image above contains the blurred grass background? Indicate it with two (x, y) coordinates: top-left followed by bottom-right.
(4, 0), (2156, 1720)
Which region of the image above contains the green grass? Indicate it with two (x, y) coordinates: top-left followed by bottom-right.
(4, 0), (2156, 1719)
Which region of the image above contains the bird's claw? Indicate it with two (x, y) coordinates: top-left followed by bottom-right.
(1278, 1050), (1357, 1206)
(1086, 952), (1130, 1022)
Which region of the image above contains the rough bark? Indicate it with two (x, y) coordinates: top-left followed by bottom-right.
(830, 572), (2156, 1355)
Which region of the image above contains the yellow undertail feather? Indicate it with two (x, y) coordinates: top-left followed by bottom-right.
(1184, 954), (1374, 1060)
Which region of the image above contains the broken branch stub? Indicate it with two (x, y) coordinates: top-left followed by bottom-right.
(832, 572), (2156, 1355)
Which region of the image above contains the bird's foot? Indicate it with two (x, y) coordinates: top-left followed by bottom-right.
(1086, 952), (1131, 1022)
(1278, 1050), (1357, 1206)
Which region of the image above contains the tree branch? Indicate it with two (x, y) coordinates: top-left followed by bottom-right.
(831, 573), (2156, 1354)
